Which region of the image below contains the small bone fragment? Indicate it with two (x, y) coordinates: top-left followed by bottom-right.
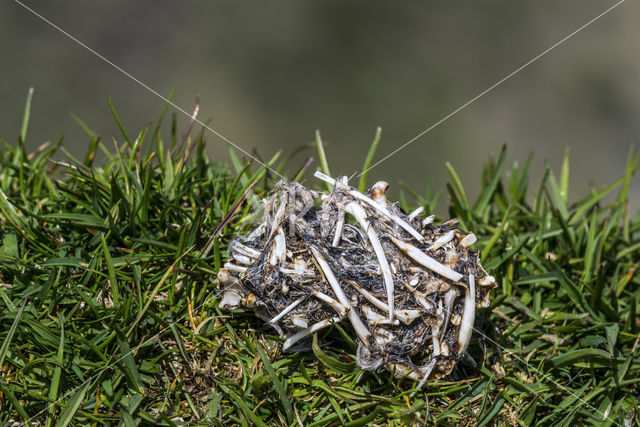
(440, 341), (450, 357)
(389, 236), (463, 282)
(429, 230), (455, 250)
(283, 317), (343, 350)
(244, 293), (257, 308)
(224, 262), (247, 273)
(269, 227), (287, 266)
(362, 306), (400, 326)
(404, 280), (434, 310)
(460, 233), (477, 248)
(291, 315), (308, 329)
(387, 363), (422, 381)
(312, 290), (348, 317)
(371, 181), (389, 205)
(309, 246), (372, 346)
(220, 290), (243, 310)
(332, 211), (345, 247)
(458, 274), (476, 354)
(479, 275), (496, 286)
(345, 201), (395, 321)
(408, 206), (424, 221)
(217, 268), (238, 286)
(269, 298), (304, 325)
(422, 215), (435, 227)
(314, 171), (424, 242)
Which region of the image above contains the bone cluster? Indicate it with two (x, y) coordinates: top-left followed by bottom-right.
(217, 172), (496, 384)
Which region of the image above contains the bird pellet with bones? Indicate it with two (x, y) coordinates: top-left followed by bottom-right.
(217, 171), (496, 384)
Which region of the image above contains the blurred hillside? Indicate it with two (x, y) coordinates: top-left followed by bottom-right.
(1, 1), (639, 211)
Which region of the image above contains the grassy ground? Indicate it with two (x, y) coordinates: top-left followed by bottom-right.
(1, 92), (639, 426)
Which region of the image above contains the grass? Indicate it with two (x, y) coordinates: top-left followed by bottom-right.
(0, 90), (639, 426)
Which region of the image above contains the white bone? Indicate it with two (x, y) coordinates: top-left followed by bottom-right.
(479, 275), (496, 286)
(283, 317), (343, 350)
(404, 280), (435, 310)
(349, 280), (420, 325)
(220, 290), (243, 310)
(407, 206), (424, 221)
(429, 230), (455, 250)
(460, 233), (477, 248)
(312, 290), (348, 317)
(361, 306), (401, 326)
(230, 242), (261, 259)
(345, 201), (395, 321)
(440, 341), (450, 357)
(349, 280), (389, 313)
(269, 298), (304, 325)
(217, 268), (238, 286)
(332, 213), (345, 247)
(291, 315), (308, 329)
(223, 262), (247, 273)
(458, 274), (476, 354)
(387, 363), (422, 381)
(422, 215), (435, 227)
(389, 236), (463, 282)
(370, 181), (389, 205)
(231, 253), (252, 265)
(314, 171), (424, 242)
(309, 246), (372, 346)
(278, 267), (315, 277)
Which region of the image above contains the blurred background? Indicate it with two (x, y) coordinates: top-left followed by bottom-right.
(1, 1), (639, 211)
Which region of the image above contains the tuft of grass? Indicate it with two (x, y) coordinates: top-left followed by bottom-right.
(0, 90), (639, 425)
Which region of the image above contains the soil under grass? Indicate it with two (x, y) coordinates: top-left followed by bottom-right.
(0, 95), (639, 425)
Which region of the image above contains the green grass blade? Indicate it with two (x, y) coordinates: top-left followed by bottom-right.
(0, 297), (28, 369)
(473, 144), (506, 216)
(481, 205), (511, 262)
(560, 147), (570, 202)
(55, 381), (90, 427)
(108, 96), (132, 147)
(445, 161), (470, 212)
(47, 315), (65, 426)
(20, 87), (34, 143)
(358, 126), (382, 192)
(315, 130), (332, 191)
(100, 233), (120, 305)
(255, 341), (294, 422)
